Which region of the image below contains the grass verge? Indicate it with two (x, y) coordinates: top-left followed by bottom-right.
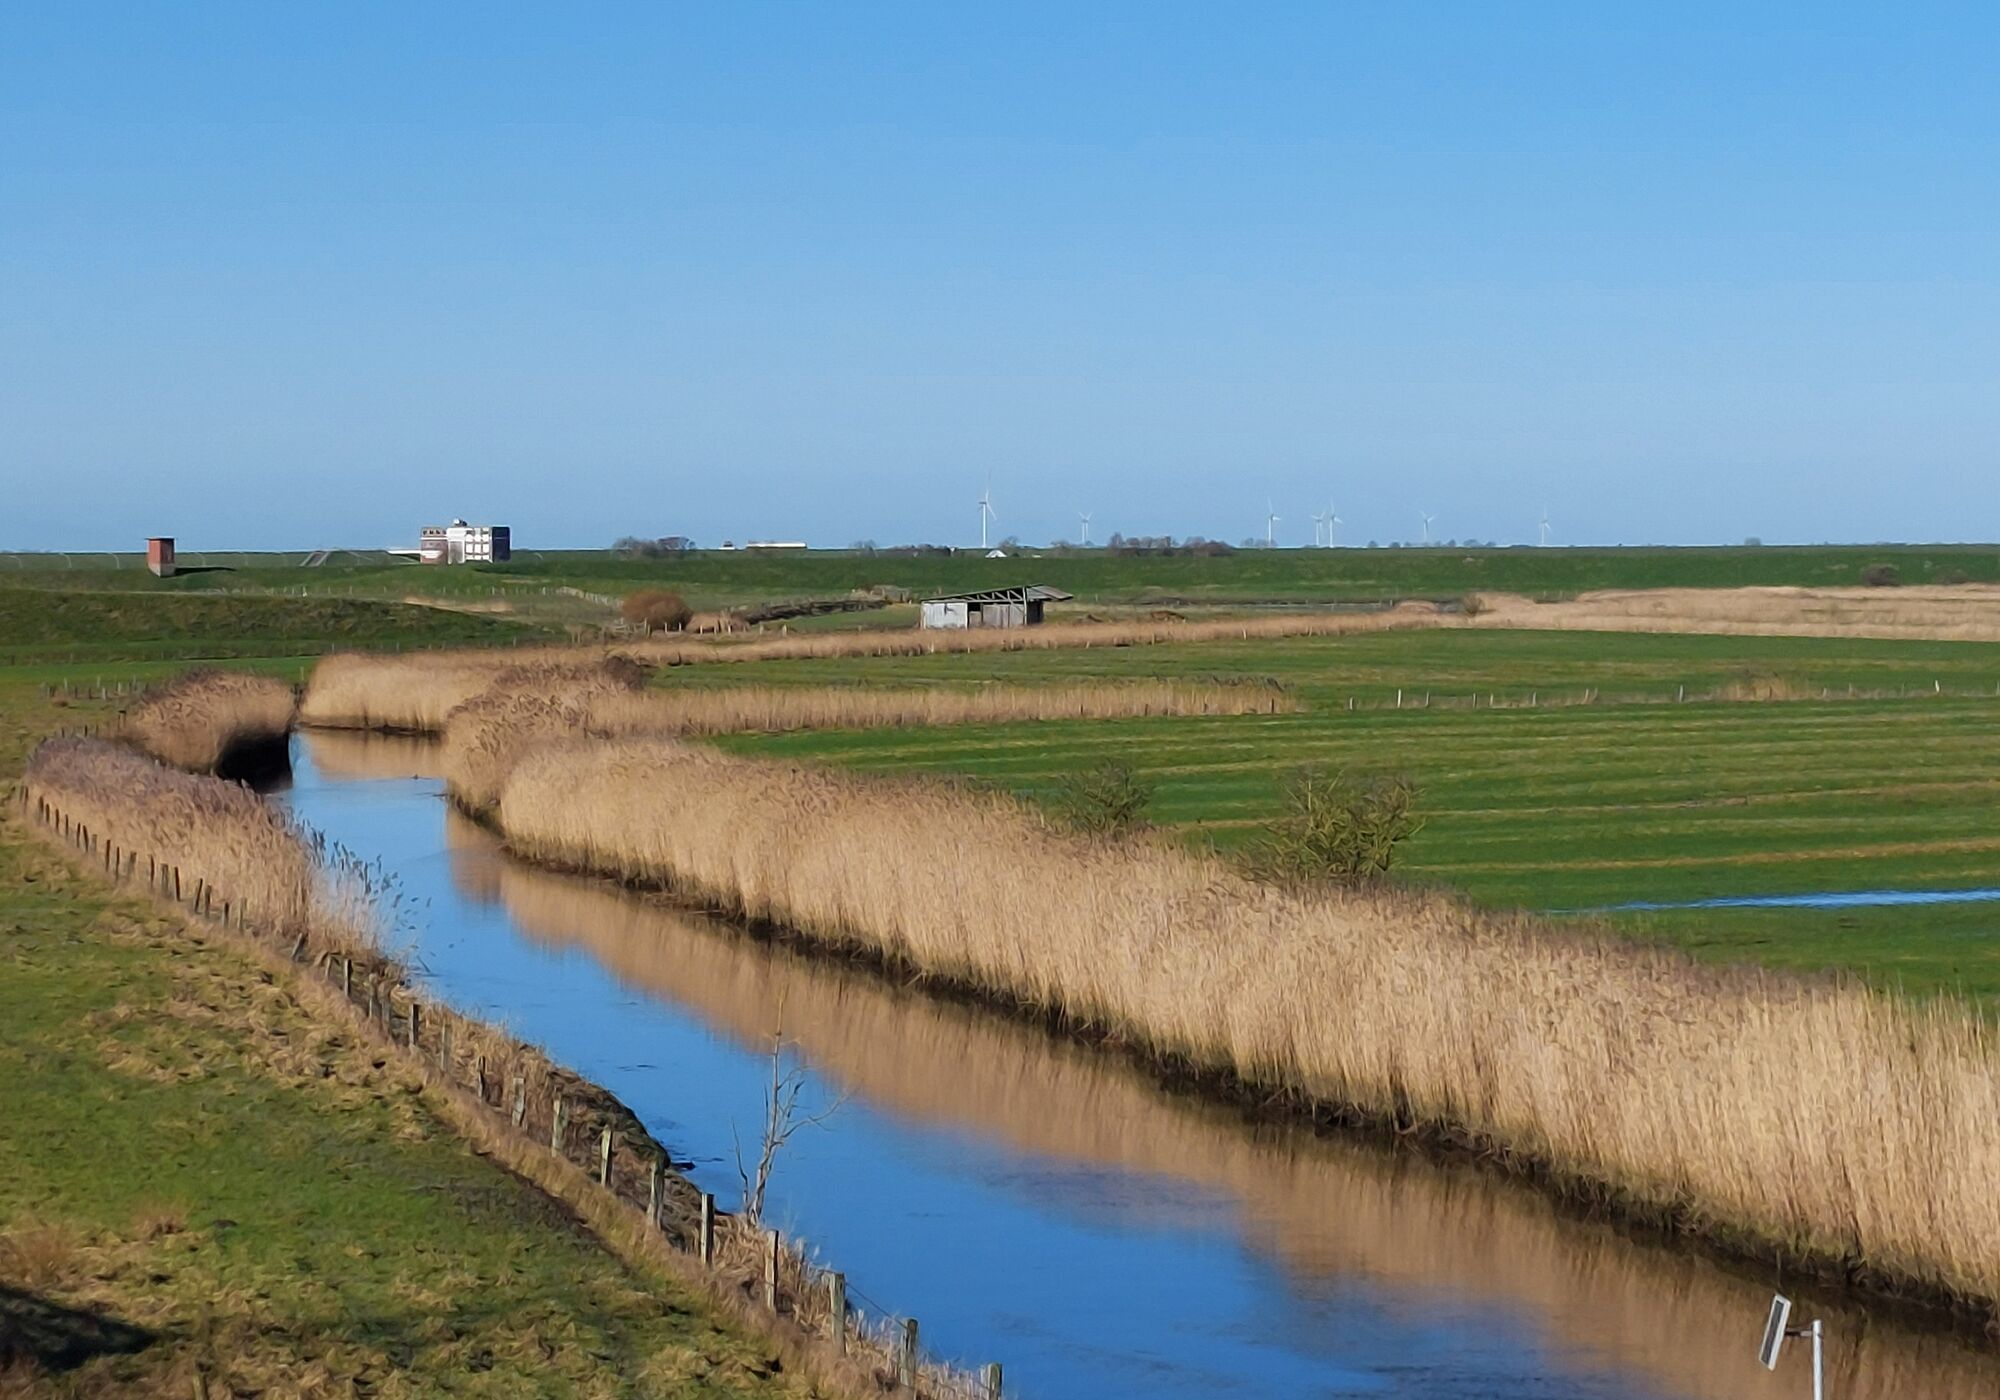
(0, 683), (823, 1398)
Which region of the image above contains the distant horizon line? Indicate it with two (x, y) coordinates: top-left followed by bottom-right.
(3, 539), (1998, 560)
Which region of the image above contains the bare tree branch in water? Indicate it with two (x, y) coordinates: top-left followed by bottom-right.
(733, 1003), (845, 1225)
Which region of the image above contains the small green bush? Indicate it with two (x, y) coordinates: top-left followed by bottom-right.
(1248, 767), (1422, 886)
(1861, 564), (1901, 587)
(1050, 761), (1153, 836)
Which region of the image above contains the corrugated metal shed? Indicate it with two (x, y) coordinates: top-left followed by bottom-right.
(918, 584), (1074, 630)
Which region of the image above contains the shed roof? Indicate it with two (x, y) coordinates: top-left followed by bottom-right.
(925, 584), (1075, 604)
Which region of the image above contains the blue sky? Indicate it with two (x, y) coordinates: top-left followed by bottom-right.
(2, 4), (1995, 551)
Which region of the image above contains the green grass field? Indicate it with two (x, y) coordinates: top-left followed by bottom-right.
(10, 540), (2000, 614)
(0, 584), (555, 666)
(0, 682), (803, 1393)
(698, 628), (2000, 1001)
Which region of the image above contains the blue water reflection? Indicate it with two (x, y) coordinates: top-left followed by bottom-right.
(279, 732), (1993, 1400)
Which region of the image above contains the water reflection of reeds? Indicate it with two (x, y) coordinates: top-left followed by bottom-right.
(442, 806), (2000, 1400)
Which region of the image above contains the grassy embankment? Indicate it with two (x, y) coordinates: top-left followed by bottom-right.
(0, 583), (556, 674)
(0, 679), (824, 1396)
(699, 626), (2000, 1001)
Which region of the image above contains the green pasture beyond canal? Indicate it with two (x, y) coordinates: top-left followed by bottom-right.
(704, 628), (2000, 1002)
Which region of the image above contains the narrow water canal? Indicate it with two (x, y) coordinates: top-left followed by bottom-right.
(278, 732), (1999, 1400)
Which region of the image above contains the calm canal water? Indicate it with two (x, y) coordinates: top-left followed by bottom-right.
(277, 732), (2000, 1400)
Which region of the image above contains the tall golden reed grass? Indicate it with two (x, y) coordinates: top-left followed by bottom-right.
(491, 736), (2000, 1315)
(1475, 585), (2000, 642)
(478, 839), (2000, 1399)
(23, 737), (366, 944)
(120, 668), (296, 773)
(300, 607), (1440, 731)
(630, 602), (1450, 665)
(438, 661), (1295, 812)
(300, 648), (581, 731)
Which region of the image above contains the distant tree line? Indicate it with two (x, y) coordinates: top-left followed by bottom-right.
(614, 536), (697, 558)
(1100, 534), (1236, 557)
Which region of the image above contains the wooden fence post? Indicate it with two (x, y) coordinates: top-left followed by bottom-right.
(550, 1094), (567, 1155)
(647, 1155), (664, 1228)
(342, 957), (352, 1000)
(898, 1318), (918, 1389)
(764, 1230), (780, 1310)
(407, 1000), (421, 1050)
(598, 1125), (613, 1185)
(511, 1075), (526, 1126)
(698, 1194), (715, 1266)
(474, 1054), (486, 1102)
(828, 1273), (846, 1353)
(438, 1018), (452, 1075)
(983, 1362), (1003, 1399)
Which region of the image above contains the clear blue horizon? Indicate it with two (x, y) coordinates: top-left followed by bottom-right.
(3, 4), (1996, 553)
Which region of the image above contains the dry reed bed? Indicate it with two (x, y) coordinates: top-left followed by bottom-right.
(16, 734), (986, 1397)
(300, 647), (591, 732)
(1475, 586), (2000, 642)
(299, 606), (1441, 730)
(439, 662), (1295, 813)
(120, 668), (296, 773)
(493, 736), (2000, 1317)
(24, 737), (330, 938)
(631, 601), (1450, 664)
(486, 857), (2000, 1398)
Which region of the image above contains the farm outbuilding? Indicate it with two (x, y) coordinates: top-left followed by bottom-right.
(919, 584), (1073, 629)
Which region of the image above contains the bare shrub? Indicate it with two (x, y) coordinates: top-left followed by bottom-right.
(1050, 761), (1153, 835)
(733, 1017), (843, 1226)
(621, 590), (693, 635)
(1862, 564), (1902, 587)
(1247, 768), (1422, 886)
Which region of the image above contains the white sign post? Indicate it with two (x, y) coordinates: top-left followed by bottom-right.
(1759, 1293), (1824, 1400)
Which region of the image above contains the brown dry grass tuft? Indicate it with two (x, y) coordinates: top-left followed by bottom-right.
(119, 669), (295, 773)
(0, 1220), (82, 1292)
(492, 735), (2000, 1316)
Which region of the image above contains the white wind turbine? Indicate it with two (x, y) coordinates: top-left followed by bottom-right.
(1420, 510), (1437, 544)
(1311, 508), (1328, 548)
(977, 482), (998, 550)
(1265, 500), (1281, 548)
(1078, 511), (1093, 547)
(1326, 502), (1343, 547)
(1538, 507), (1552, 548)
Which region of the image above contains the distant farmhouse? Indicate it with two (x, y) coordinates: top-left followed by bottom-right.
(395, 518), (512, 565)
(919, 584), (1073, 630)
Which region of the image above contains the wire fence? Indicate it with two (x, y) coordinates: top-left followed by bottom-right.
(17, 763), (1006, 1399)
